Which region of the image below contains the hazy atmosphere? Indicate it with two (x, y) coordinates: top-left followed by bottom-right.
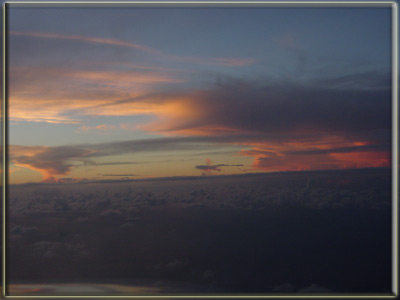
(4, 3), (394, 296)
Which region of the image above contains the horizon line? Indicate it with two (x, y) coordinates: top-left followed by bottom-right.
(8, 166), (391, 187)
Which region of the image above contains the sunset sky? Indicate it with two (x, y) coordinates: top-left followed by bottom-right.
(7, 4), (392, 184)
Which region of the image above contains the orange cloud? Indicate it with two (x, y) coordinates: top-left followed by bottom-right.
(136, 92), (248, 136)
(9, 145), (93, 181)
(10, 106), (80, 124)
(330, 151), (390, 169)
(84, 97), (197, 118)
(69, 70), (183, 85)
(239, 145), (322, 172)
(239, 139), (391, 172)
(9, 66), (183, 123)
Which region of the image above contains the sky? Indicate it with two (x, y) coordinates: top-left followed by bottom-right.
(6, 4), (393, 184)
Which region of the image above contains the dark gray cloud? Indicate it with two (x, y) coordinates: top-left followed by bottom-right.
(76, 72), (391, 141)
(195, 165), (221, 172)
(158, 76), (391, 136)
(11, 145), (92, 177)
(196, 164), (243, 170)
(195, 163), (244, 176)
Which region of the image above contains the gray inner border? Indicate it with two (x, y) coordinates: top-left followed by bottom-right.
(2, 1), (398, 298)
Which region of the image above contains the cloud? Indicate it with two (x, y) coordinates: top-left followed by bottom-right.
(195, 164), (222, 172)
(330, 151), (390, 169)
(195, 164), (243, 172)
(11, 31), (255, 67)
(141, 77), (391, 137)
(239, 141), (391, 172)
(9, 71), (391, 176)
(195, 158), (221, 176)
(9, 136), (223, 181)
(10, 126), (391, 183)
(70, 70), (183, 84)
(10, 145), (93, 181)
(10, 226), (39, 237)
(9, 66), (183, 123)
(10, 140), (173, 181)
(195, 159), (243, 175)
(11, 31), (160, 54)
(135, 75), (391, 170)
(30, 241), (63, 259)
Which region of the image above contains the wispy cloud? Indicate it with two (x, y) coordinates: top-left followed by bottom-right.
(9, 66), (183, 123)
(11, 31), (161, 54)
(11, 31), (256, 67)
(69, 70), (183, 84)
